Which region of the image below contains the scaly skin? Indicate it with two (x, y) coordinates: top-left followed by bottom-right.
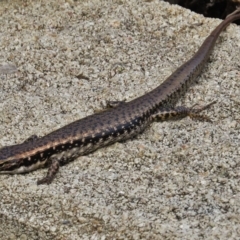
(1, 9), (240, 184)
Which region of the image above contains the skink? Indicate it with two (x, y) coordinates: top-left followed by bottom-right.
(1, 9), (240, 184)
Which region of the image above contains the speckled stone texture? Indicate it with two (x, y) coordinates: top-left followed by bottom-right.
(0, 0), (239, 239)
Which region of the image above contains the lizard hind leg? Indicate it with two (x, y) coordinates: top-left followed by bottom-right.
(106, 100), (126, 108)
(187, 101), (217, 122)
(151, 101), (216, 122)
(95, 100), (126, 113)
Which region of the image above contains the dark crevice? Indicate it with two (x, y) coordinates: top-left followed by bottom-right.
(165, 0), (240, 24)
